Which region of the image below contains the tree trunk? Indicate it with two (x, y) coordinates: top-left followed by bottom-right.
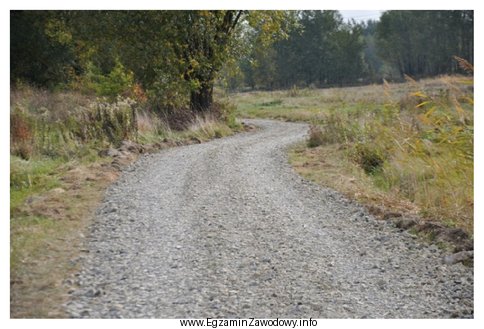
(190, 83), (213, 112)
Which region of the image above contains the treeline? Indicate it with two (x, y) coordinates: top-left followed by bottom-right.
(235, 11), (366, 89)
(376, 11), (473, 77)
(11, 10), (290, 112)
(226, 10), (473, 90)
(11, 10), (473, 104)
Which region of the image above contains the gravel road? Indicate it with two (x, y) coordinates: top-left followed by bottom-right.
(66, 119), (473, 318)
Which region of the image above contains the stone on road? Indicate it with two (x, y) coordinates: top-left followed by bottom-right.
(66, 119), (473, 318)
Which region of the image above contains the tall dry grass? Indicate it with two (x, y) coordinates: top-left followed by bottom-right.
(309, 75), (473, 232)
(230, 73), (473, 232)
(10, 86), (137, 159)
(11, 86), (239, 160)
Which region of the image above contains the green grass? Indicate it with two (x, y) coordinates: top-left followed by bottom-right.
(10, 156), (64, 212)
(230, 86), (382, 121)
(229, 76), (472, 121)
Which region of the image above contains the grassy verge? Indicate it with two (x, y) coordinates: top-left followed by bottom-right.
(228, 75), (473, 235)
(10, 86), (240, 318)
(10, 156), (116, 317)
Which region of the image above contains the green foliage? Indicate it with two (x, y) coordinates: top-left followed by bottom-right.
(350, 142), (386, 174)
(147, 75), (191, 111)
(238, 10), (367, 90)
(10, 156), (63, 212)
(81, 60), (134, 98)
(11, 10), (474, 111)
(11, 10), (294, 112)
(85, 10), (294, 112)
(10, 11), (78, 87)
(228, 10), (474, 90)
(332, 79), (472, 228)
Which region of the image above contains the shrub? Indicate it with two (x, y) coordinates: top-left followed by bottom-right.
(83, 97), (138, 145)
(210, 100), (239, 129)
(10, 107), (34, 159)
(148, 74), (191, 111)
(307, 125), (325, 148)
(351, 142), (386, 174)
(81, 59), (134, 99)
(10, 108), (32, 142)
(11, 86), (140, 159)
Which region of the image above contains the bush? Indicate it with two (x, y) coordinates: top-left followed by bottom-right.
(351, 142), (386, 174)
(148, 74), (191, 111)
(11, 86), (140, 159)
(82, 97), (138, 146)
(80, 59), (134, 99)
(307, 125), (325, 147)
(10, 108), (34, 159)
(210, 101), (239, 129)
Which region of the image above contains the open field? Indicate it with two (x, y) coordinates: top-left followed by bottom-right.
(228, 76), (474, 234)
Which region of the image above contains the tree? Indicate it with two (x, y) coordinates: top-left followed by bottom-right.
(361, 20), (385, 82)
(376, 10), (473, 78)
(238, 10), (367, 90)
(112, 11), (291, 112)
(11, 10), (292, 112)
(171, 11), (244, 111)
(166, 11), (291, 111)
(10, 11), (79, 87)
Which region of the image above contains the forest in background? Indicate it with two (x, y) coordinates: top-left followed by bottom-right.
(228, 10), (473, 90)
(11, 10), (474, 108)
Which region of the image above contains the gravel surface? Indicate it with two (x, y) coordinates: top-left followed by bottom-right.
(66, 119), (473, 318)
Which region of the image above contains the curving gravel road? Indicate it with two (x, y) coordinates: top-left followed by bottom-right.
(66, 119), (473, 318)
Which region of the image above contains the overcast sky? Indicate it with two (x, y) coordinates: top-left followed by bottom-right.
(339, 10), (383, 22)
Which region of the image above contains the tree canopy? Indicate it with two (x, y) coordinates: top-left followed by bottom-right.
(11, 10), (474, 110)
